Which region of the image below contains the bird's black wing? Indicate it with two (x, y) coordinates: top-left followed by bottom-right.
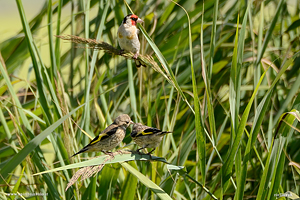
(71, 127), (119, 157)
(132, 127), (162, 137)
(143, 128), (162, 134)
(89, 127), (119, 145)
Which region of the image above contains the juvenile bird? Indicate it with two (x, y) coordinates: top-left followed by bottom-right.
(72, 114), (134, 157)
(131, 123), (171, 155)
(117, 14), (144, 67)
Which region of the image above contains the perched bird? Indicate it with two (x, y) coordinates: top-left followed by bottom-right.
(131, 123), (171, 154)
(117, 14), (144, 67)
(72, 114), (134, 157)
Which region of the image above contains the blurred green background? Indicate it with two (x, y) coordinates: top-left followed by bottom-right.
(1, 0), (300, 199)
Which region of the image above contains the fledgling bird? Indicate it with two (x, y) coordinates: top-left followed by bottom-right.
(117, 14), (144, 67)
(72, 114), (134, 157)
(131, 123), (171, 154)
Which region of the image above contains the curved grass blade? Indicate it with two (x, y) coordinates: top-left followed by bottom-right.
(138, 24), (194, 114)
(167, 165), (218, 200)
(168, 1), (207, 185)
(121, 162), (173, 200)
(120, 161), (138, 200)
(34, 152), (167, 175)
(0, 103), (84, 184)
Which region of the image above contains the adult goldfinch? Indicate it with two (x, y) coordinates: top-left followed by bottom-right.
(72, 114), (134, 157)
(131, 123), (171, 154)
(117, 14), (144, 67)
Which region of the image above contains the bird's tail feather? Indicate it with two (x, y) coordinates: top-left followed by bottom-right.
(160, 131), (172, 136)
(71, 145), (90, 157)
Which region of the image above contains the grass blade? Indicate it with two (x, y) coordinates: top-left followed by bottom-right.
(0, 104), (84, 184)
(121, 162), (172, 200)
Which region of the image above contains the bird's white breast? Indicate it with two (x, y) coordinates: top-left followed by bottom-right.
(117, 24), (140, 53)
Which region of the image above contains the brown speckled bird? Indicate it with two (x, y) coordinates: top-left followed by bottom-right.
(131, 123), (171, 154)
(117, 14), (144, 67)
(72, 114), (134, 157)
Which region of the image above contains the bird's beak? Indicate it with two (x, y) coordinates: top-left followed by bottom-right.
(137, 18), (144, 23)
(129, 121), (134, 125)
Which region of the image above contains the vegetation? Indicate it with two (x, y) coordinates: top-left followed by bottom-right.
(1, 0), (300, 199)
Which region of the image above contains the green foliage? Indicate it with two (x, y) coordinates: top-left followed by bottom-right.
(1, 0), (300, 199)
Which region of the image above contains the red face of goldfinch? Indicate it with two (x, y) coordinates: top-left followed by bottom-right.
(118, 14), (144, 67)
(123, 14), (143, 26)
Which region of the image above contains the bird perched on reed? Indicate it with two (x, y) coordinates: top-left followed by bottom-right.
(117, 14), (144, 67)
(130, 123), (171, 154)
(72, 114), (134, 157)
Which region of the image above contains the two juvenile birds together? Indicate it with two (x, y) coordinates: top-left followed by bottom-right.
(72, 114), (171, 157)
